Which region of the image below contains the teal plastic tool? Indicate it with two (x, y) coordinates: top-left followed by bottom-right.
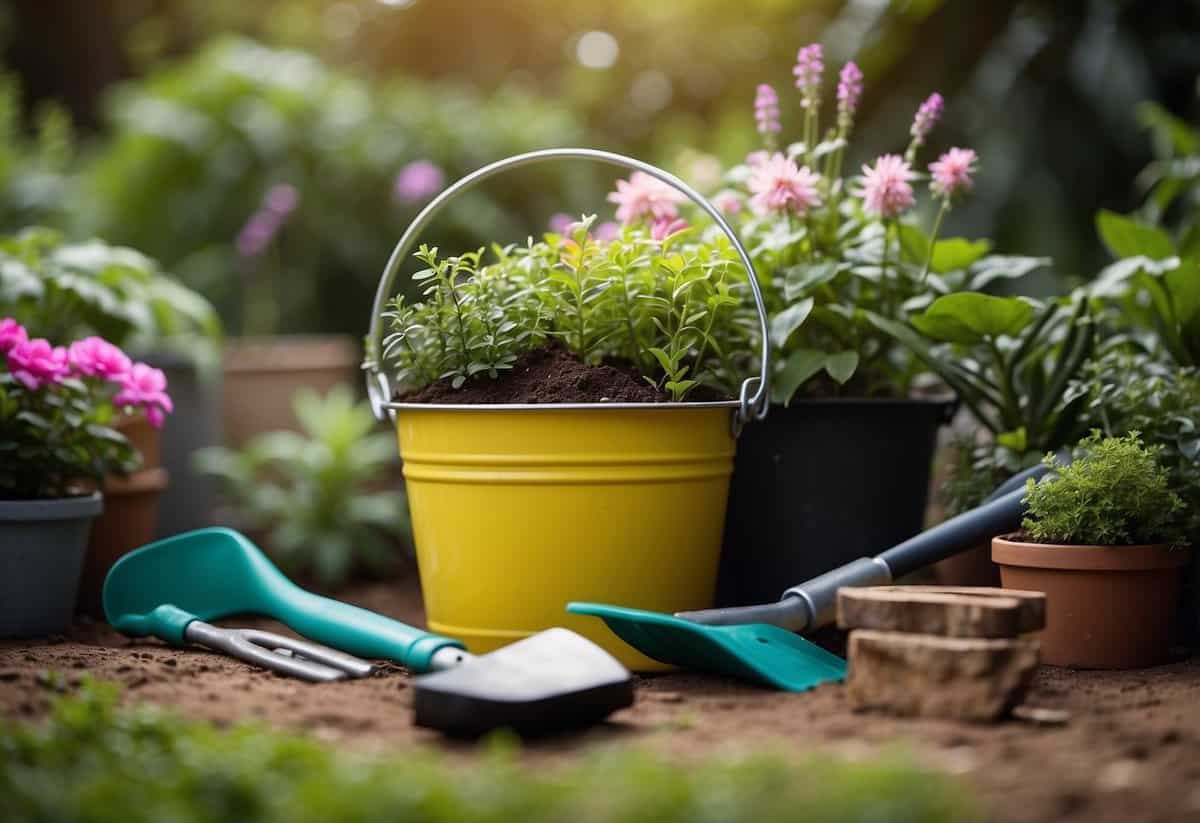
(566, 602), (846, 691)
(104, 527), (466, 674)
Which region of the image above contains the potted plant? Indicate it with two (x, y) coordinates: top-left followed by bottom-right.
(195, 386), (410, 586)
(608, 44), (1050, 604)
(0, 227), (221, 541)
(0, 321), (169, 636)
(362, 149), (770, 670)
(993, 432), (1191, 668)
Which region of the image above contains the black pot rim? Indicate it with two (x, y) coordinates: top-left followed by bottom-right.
(0, 492), (103, 522)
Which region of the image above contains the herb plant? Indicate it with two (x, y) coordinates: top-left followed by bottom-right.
(195, 387), (409, 585)
(0, 227), (222, 370)
(0, 680), (977, 823)
(1, 319), (173, 499)
(611, 43), (1048, 403)
(1022, 432), (1188, 549)
(380, 222), (750, 401)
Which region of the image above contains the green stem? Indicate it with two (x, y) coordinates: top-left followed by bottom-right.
(881, 220), (894, 318)
(920, 199), (950, 284)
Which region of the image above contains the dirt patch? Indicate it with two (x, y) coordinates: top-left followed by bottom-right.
(2, 578), (1199, 823)
(396, 344), (726, 404)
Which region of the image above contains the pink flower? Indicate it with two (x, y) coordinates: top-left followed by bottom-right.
(911, 92), (943, 143)
(929, 147), (978, 199)
(7, 338), (69, 391)
(792, 43), (824, 109)
(393, 160), (445, 205)
(606, 171), (685, 226)
(0, 318), (28, 354)
(745, 150), (771, 169)
(115, 363), (174, 429)
(594, 221), (620, 242)
(837, 62), (863, 120)
(746, 152), (822, 217)
(711, 190), (743, 215)
(650, 216), (689, 241)
(548, 212), (574, 234)
(68, 336), (131, 381)
(754, 84), (781, 136)
(264, 183), (300, 216)
(235, 210), (282, 259)
(859, 154), (916, 219)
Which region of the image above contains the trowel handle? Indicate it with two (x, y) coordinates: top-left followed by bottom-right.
(278, 588), (465, 674)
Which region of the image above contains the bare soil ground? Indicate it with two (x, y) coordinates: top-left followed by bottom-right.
(2, 578), (1199, 823)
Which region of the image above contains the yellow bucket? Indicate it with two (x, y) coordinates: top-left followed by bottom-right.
(364, 148), (771, 671)
(398, 405), (735, 669)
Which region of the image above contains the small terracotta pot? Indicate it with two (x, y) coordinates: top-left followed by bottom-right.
(992, 534), (1191, 669)
(933, 541), (1001, 587)
(115, 415), (162, 470)
(77, 467), (169, 616)
(222, 335), (359, 448)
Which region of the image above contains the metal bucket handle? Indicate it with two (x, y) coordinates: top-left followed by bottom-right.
(364, 147), (771, 426)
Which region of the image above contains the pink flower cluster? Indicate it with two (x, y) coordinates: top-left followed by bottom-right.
(910, 93), (944, 143)
(754, 84), (781, 136)
(237, 183), (301, 259)
(2, 320), (174, 429)
(929, 147), (978, 199)
(837, 62), (863, 120)
(747, 153), (822, 217)
(394, 160), (446, 205)
(606, 171), (685, 226)
(859, 154), (916, 219)
(792, 43), (823, 109)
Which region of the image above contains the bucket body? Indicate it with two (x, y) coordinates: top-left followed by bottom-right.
(717, 397), (954, 607)
(398, 405), (735, 670)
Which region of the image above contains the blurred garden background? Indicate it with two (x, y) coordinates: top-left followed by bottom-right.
(3, 0), (1199, 337)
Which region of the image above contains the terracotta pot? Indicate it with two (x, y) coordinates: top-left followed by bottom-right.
(933, 541), (1001, 587)
(77, 467), (169, 616)
(222, 335), (359, 448)
(115, 414), (162, 470)
(992, 534), (1191, 669)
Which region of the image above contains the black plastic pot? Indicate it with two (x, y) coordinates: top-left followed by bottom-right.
(0, 493), (102, 637)
(716, 397), (956, 607)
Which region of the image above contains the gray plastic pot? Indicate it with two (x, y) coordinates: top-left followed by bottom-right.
(0, 493), (102, 638)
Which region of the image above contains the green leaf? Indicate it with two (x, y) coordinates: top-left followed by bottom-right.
(768, 297), (814, 349)
(967, 255), (1050, 291)
(896, 223), (929, 264)
(928, 238), (991, 274)
(911, 292), (1036, 344)
(1096, 209), (1175, 261)
(782, 262), (840, 300)
(824, 351), (859, 384)
(773, 349), (826, 406)
(996, 427), (1028, 452)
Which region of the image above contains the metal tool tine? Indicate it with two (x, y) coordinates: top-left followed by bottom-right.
(184, 621), (350, 683)
(240, 628), (376, 678)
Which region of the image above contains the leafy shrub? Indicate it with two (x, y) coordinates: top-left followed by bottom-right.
(75, 36), (600, 337)
(194, 387), (408, 585)
(382, 221), (753, 400)
(1022, 432), (1188, 548)
(0, 76), (75, 231)
(0, 227), (221, 369)
(0, 680), (978, 823)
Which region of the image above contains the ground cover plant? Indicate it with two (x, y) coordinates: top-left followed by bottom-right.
(0, 680), (977, 823)
(1022, 432), (1188, 549)
(382, 218), (753, 401)
(0, 318), (173, 498)
(195, 387), (408, 585)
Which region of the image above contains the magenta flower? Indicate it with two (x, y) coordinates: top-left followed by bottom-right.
(7, 338), (69, 391)
(650, 216), (689, 241)
(606, 171), (685, 226)
(711, 190), (744, 215)
(837, 62), (863, 121)
(393, 160), (445, 205)
(859, 154), (916, 219)
(548, 212), (575, 234)
(68, 337), (131, 381)
(595, 221), (620, 242)
(754, 84), (781, 136)
(747, 152), (822, 217)
(929, 147), (978, 199)
(0, 318), (28, 354)
(235, 210), (282, 259)
(792, 43), (824, 109)
(264, 183), (300, 216)
(115, 363), (174, 429)
(910, 93), (944, 143)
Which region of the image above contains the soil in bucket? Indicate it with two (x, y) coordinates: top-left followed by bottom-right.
(397, 344), (728, 404)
